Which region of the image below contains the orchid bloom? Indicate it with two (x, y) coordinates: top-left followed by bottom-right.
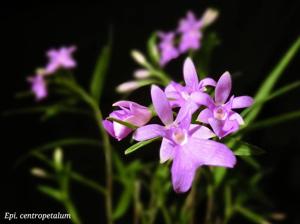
(178, 11), (203, 53)
(45, 46), (76, 74)
(133, 85), (236, 193)
(103, 101), (152, 141)
(27, 74), (48, 101)
(197, 72), (254, 138)
(165, 58), (216, 119)
(158, 32), (179, 66)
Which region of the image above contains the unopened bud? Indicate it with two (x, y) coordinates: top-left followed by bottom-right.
(131, 50), (147, 66)
(35, 68), (47, 76)
(31, 167), (48, 178)
(53, 147), (63, 170)
(202, 8), (219, 28)
(116, 81), (140, 93)
(133, 69), (150, 79)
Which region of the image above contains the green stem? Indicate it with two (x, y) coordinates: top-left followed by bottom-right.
(33, 151), (106, 195)
(71, 172), (107, 195)
(142, 62), (171, 86)
(150, 69), (171, 86)
(64, 198), (82, 224)
(181, 170), (200, 223)
(161, 204), (172, 224)
(204, 168), (215, 224)
(58, 79), (114, 224)
(133, 180), (142, 224)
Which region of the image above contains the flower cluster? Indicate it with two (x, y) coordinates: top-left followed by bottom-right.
(27, 46), (76, 100)
(103, 58), (253, 193)
(158, 9), (218, 66)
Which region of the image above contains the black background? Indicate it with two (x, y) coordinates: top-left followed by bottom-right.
(1, 1), (300, 223)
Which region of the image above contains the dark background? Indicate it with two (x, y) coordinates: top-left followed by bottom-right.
(1, 1), (300, 223)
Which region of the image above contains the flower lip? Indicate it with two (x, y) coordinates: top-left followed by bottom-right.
(171, 128), (188, 145)
(181, 91), (190, 100)
(213, 106), (228, 120)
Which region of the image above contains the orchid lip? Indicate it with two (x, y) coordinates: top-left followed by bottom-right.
(213, 106), (228, 120)
(172, 128), (188, 145)
(181, 91), (190, 100)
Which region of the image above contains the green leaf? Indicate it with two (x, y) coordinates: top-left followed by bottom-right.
(14, 91), (33, 99)
(246, 110), (300, 131)
(231, 140), (265, 156)
(34, 151), (106, 195)
(242, 81), (300, 117)
(89, 39), (112, 103)
(194, 31), (220, 78)
(147, 32), (160, 64)
(212, 167), (227, 187)
(224, 185), (233, 220)
(2, 105), (90, 119)
(235, 206), (270, 224)
(125, 137), (160, 155)
(112, 183), (133, 220)
(112, 151), (126, 176)
(107, 117), (138, 129)
(241, 156), (261, 170)
(15, 138), (101, 167)
(38, 185), (63, 201)
(245, 37), (300, 124)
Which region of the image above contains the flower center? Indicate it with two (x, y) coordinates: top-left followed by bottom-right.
(181, 91), (190, 100)
(213, 106), (228, 120)
(172, 128), (188, 145)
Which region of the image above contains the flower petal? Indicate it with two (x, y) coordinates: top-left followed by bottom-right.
(208, 118), (225, 138)
(232, 96), (254, 109)
(187, 138), (236, 168)
(183, 58), (199, 90)
(171, 146), (198, 193)
(190, 92), (214, 108)
(151, 85), (173, 125)
(160, 138), (175, 163)
(113, 121), (132, 141)
(133, 124), (165, 141)
(102, 120), (115, 138)
(229, 112), (244, 125)
(189, 124), (215, 139)
(197, 108), (213, 123)
(175, 101), (197, 124)
(112, 100), (132, 108)
(215, 71), (232, 104)
(222, 119), (240, 134)
(199, 77), (216, 88)
(102, 120), (131, 141)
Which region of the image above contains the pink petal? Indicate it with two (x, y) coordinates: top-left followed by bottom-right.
(113, 121), (132, 141)
(199, 77), (216, 88)
(102, 120), (115, 138)
(229, 112), (244, 125)
(183, 58), (199, 90)
(197, 108), (213, 123)
(215, 71), (232, 104)
(160, 138), (175, 163)
(187, 138), (236, 168)
(175, 101), (197, 124)
(112, 100), (132, 108)
(189, 124), (215, 139)
(232, 96), (254, 109)
(102, 120), (131, 141)
(133, 124), (165, 141)
(208, 118), (224, 138)
(190, 92), (214, 108)
(171, 146), (197, 193)
(222, 119), (239, 134)
(151, 85), (173, 125)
